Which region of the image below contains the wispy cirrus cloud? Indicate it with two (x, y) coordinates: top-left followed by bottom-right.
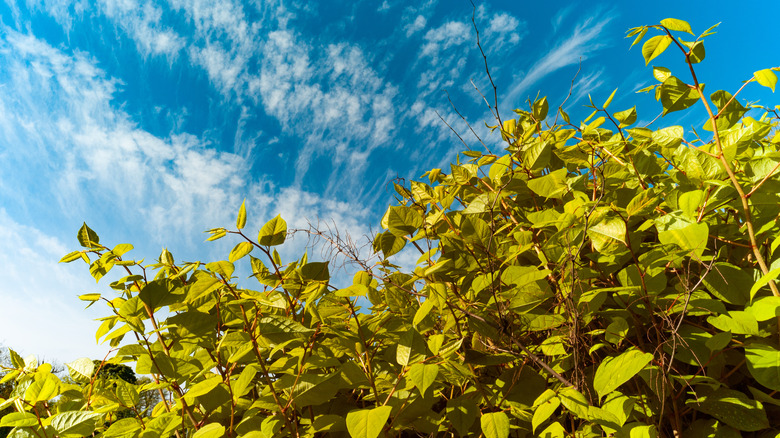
(100, 0), (186, 58)
(0, 28), (371, 244)
(255, 29), (398, 192)
(568, 68), (607, 108)
(503, 10), (616, 108)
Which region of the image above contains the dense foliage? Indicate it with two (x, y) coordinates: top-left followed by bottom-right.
(2, 17), (780, 438)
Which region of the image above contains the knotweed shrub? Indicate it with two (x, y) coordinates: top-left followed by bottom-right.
(2, 17), (780, 438)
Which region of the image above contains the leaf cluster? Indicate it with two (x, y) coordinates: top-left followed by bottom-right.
(3, 16), (780, 438)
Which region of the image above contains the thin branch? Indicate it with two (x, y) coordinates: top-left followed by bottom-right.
(469, 0), (502, 127)
(444, 89), (493, 154)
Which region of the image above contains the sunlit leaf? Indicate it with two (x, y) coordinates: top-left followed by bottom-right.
(594, 349), (654, 399)
(642, 35), (672, 65)
(346, 406), (392, 438)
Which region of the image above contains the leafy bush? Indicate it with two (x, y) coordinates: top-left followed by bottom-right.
(2, 17), (780, 438)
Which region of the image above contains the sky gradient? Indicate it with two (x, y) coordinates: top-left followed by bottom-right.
(0, 0), (778, 362)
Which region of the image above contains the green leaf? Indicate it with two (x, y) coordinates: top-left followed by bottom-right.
(229, 241), (253, 263)
(614, 107), (637, 127)
(384, 206), (423, 236)
(206, 228), (227, 241)
(539, 422), (566, 437)
(346, 406), (392, 438)
(745, 296), (780, 321)
(642, 35), (672, 65)
(687, 40), (706, 64)
(745, 344), (780, 391)
(50, 411), (103, 436)
(687, 388), (769, 431)
(408, 363), (438, 395)
(754, 69), (777, 92)
(186, 274), (222, 302)
(481, 412), (510, 438)
(192, 423), (226, 438)
(258, 215), (287, 246)
(301, 262), (330, 281)
(0, 412), (37, 428)
(532, 395), (560, 433)
(447, 397), (479, 436)
(78, 293), (101, 302)
(77, 222), (100, 248)
(205, 260), (234, 279)
(290, 374), (341, 407)
(533, 96), (549, 120)
(103, 418), (142, 438)
(25, 372), (60, 403)
(707, 311), (759, 336)
(653, 66), (671, 83)
(603, 88), (618, 109)
(237, 199), (247, 230)
(658, 222), (709, 258)
(231, 365), (259, 399)
(701, 263), (751, 305)
(115, 380), (139, 407)
(412, 298), (435, 327)
(112, 243), (133, 257)
(751, 266), (780, 301)
(587, 216), (627, 254)
(704, 90), (747, 131)
(629, 27), (648, 48)
(594, 348), (654, 399)
(527, 169), (568, 199)
(60, 251), (83, 263)
(373, 231), (406, 258)
(651, 125), (684, 148)
(558, 387), (590, 419)
(658, 76), (701, 115)
(661, 18), (693, 34)
(626, 190), (659, 218)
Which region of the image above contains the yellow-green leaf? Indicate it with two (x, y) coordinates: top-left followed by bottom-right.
(66, 358), (95, 383)
(754, 69), (777, 92)
(192, 423), (225, 438)
(258, 215), (287, 246)
(50, 411), (103, 436)
(642, 35), (672, 65)
(346, 406), (392, 438)
(408, 363), (438, 395)
(481, 412), (510, 438)
(0, 412), (38, 428)
(594, 349), (654, 399)
(603, 88), (618, 109)
(532, 395), (560, 433)
(228, 241), (253, 262)
(660, 18), (693, 34)
(60, 251), (83, 263)
(237, 199), (247, 230)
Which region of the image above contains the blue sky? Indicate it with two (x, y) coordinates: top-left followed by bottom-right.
(0, 0), (777, 362)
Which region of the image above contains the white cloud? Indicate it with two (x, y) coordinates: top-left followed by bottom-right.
(0, 209), (111, 362)
(255, 30), (398, 189)
(486, 12), (521, 48)
(405, 15), (426, 37)
(100, 0), (186, 58)
(503, 11), (615, 108)
(568, 68), (606, 109)
(420, 21), (471, 59)
(551, 4), (576, 33)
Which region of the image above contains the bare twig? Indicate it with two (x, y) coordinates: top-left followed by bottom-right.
(469, 0), (502, 127)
